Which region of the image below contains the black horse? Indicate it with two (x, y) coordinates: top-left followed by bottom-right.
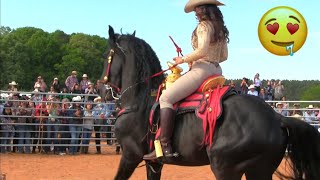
(100, 26), (320, 180)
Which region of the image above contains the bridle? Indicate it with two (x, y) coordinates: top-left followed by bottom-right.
(103, 48), (121, 100)
(103, 44), (179, 101)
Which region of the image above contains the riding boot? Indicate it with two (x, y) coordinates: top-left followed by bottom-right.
(143, 108), (175, 160)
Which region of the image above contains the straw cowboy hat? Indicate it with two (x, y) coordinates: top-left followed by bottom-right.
(248, 84), (256, 90)
(306, 105), (314, 109)
(276, 102), (284, 107)
(184, 0), (225, 13)
(9, 81), (18, 86)
(82, 74), (88, 78)
(94, 96), (102, 103)
(72, 70), (77, 75)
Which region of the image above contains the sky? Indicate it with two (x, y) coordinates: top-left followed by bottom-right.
(1, 0), (319, 81)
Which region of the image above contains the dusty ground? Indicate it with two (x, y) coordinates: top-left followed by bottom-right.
(0, 146), (292, 180)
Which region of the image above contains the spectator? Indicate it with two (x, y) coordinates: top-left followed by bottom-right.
(281, 96), (289, 109)
(314, 108), (320, 121)
(52, 77), (61, 93)
(35, 97), (49, 153)
(92, 96), (106, 154)
(274, 80), (285, 100)
(34, 76), (47, 92)
(240, 77), (249, 95)
(265, 80), (274, 101)
(47, 86), (57, 101)
(229, 80), (236, 91)
(292, 103), (303, 117)
(58, 98), (72, 156)
(253, 73), (262, 94)
(85, 82), (97, 102)
(10, 94), (19, 152)
(31, 89), (43, 106)
(8, 81), (18, 92)
(68, 96), (83, 155)
(275, 102), (289, 117)
(59, 87), (72, 102)
(65, 71), (79, 92)
(71, 83), (82, 94)
(45, 98), (60, 153)
(0, 103), (15, 153)
(104, 90), (116, 145)
(303, 105), (316, 124)
(26, 100), (37, 153)
(80, 74), (90, 93)
(258, 88), (268, 101)
(82, 102), (94, 154)
(16, 100), (31, 153)
(247, 84), (258, 96)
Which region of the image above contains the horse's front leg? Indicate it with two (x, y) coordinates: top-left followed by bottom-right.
(114, 154), (141, 180)
(114, 137), (144, 180)
(146, 161), (163, 180)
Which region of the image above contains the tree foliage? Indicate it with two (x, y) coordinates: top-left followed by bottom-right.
(0, 26), (108, 91)
(0, 26), (318, 99)
(300, 85), (320, 101)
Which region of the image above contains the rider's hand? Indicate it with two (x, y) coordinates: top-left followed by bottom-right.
(173, 57), (184, 64)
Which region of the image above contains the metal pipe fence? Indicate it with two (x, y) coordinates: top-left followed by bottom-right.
(1, 91), (320, 154)
(0, 90), (120, 154)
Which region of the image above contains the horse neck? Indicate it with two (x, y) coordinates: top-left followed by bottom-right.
(120, 64), (162, 112)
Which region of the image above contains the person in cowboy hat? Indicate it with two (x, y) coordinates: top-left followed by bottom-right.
(247, 84), (258, 96)
(275, 102), (289, 117)
(144, 0), (229, 160)
(303, 105), (316, 124)
(80, 74), (90, 93)
(65, 70), (79, 92)
(8, 81), (18, 92)
(68, 95), (83, 155)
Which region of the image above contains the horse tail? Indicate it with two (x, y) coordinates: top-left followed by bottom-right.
(281, 116), (320, 180)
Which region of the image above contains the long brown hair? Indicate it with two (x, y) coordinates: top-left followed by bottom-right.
(193, 4), (229, 43)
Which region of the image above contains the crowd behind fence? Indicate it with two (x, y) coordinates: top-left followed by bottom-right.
(1, 90), (320, 156)
(0, 90), (120, 155)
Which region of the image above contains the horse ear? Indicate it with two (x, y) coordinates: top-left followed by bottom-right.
(108, 25), (116, 43)
(132, 30), (136, 37)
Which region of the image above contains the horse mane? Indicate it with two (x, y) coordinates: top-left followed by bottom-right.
(116, 34), (164, 90)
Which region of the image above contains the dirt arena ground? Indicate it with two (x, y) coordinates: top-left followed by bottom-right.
(0, 146), (292, 180)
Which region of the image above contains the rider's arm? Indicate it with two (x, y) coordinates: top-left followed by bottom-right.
(182, 21), (212, 63)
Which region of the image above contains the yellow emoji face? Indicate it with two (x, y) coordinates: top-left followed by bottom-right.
(258, 6), (308, 56)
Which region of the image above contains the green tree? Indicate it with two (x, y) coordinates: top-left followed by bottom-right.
(301, 85), (320, 101)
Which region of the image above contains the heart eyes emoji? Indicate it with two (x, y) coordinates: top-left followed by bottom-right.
(267, 22), (299, 35)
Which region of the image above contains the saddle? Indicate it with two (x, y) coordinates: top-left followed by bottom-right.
(148, 75), (237, 150)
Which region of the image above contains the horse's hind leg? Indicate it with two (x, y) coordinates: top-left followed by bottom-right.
(114, 155), (140, 180)
(245, 168), (272, 180)
(245, 151), (285, 180)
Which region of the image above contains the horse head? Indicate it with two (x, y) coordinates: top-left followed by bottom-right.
(100, 25), (163, 106)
